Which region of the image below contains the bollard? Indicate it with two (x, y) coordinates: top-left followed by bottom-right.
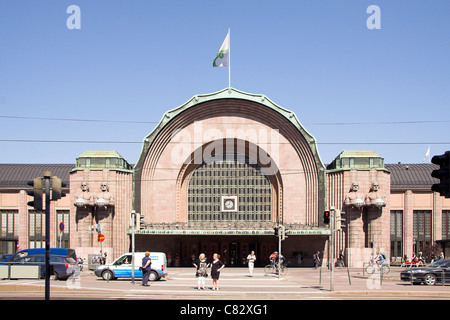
(347, 267), (352, 285)
(442, 269), (445, 286)
(410, 268), (414, 285)
(380, 266), (383, 286)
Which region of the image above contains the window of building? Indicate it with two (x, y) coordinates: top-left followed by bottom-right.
(413, 210), (432, 254)
(443, 210), (450, 240)
(0, 210), (18, 254)
(188, 153), (272, 223)
(29, 210), (45, 248)
(390, 210), (403, 259)
(57, 210), (70, 248)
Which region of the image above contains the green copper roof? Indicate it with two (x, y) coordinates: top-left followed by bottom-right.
(327, 150), (386, 171)
(72, 150), (133, 172)
(77, 150), (124, 158)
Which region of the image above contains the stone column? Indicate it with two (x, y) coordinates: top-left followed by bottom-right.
(403, 190), (413, 260)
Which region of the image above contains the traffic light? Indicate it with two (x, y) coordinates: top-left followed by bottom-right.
(27, 178), (44, 210)
(274, 226), (279, 236)
(131, 211), (136, 228)
(323, 210), (330, 225)
(131, 212), (145, 231)
(51, 176), (67, 201)
(335, 209), (341, 229)
(431, 151), (450, 198)
(280, 225), (287, 241)
(138, 213), (145, 231)
(335, 210), (346, 230)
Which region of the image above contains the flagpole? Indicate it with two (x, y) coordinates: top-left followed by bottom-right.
(228, 28), (231, 88)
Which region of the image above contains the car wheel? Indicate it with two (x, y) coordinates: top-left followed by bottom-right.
(102, 270), (114, 281)
(423, 273), (437, 286)
(149, 270), (159, 281)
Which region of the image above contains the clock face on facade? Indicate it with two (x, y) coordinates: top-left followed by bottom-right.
(225, 200), (234, 209)
(221, 196), (237, 212)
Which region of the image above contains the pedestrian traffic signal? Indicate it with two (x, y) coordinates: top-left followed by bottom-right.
(323, 210), (330, 225)
(274, 226), (279, 236)
(431, 151), (450, 198)
(27, 177), (43, 210)
(51, 176), (67, 201)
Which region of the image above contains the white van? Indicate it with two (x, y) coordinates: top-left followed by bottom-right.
(94, 252), (167, 281)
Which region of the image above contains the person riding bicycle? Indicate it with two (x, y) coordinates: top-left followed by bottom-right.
(375, 251), (385, 266)
(269, 252), (278, 267)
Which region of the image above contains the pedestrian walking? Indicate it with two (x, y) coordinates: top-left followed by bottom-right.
(247, 251), (256, 276)
(296, 252), (303, 267)
(211, 253), (225, 290)
(337, 250), (345, 268)
(141, 251), (152, 286)
(313, 251), (320, 269)
(193, 253), (209, 290)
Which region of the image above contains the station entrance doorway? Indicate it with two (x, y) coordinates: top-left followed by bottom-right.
(180, 237), (277, 267)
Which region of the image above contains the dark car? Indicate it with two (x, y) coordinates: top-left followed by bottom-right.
(0, 248), (77, 264)
(0, 254), (13, 262)
(8, 254), (76, 280)
(401, 259), (450, 285)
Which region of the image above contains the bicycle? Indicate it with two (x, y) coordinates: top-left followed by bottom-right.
(365, 258), (390, 275)
(264, 260), (289, 276)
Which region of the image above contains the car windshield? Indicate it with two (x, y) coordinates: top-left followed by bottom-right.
(114, 255), (131, 265)
(429, 260), (449, 268)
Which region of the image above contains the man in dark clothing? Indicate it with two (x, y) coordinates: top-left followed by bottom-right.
(142, 251), (152, 286)
(313, 251), (320, 269)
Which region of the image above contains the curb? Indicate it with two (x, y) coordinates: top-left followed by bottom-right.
(330, 290), (450, 297)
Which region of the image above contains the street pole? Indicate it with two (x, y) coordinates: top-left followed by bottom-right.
(27, 172), (66, 300)
(43, 171), (51, 301)
(278, 224), (281, 279)
(330, 206), (335, 292)
(131, 210), (135, 284)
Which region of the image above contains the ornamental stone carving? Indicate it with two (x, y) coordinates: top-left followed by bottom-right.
(344, 182), (364, 208)
(95, 182), (115, 207)
(365, 182), (386, 208)
(74, 182), (94, 207)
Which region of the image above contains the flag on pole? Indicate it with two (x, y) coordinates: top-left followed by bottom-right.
(213, 30), (230, 68)
(423, 145), (430, 162)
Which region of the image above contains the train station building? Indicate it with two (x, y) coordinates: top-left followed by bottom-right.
(0, 88), (449, 267)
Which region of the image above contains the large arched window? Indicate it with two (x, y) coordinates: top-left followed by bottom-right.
(187, 153), (271, 222)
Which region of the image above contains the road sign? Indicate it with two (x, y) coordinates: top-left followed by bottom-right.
(59, 222), (65, 232)
(97, 234), (105, 242)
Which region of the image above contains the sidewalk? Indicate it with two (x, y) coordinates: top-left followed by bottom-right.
(168, 266), (450, 298)
(288, 266), (450, 298)
(1, 266), (449, 299)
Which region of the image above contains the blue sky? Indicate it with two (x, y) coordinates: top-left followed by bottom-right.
(0, 1), (449, 165)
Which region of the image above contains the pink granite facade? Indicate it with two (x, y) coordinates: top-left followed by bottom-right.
(1, 89), (449, 267)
